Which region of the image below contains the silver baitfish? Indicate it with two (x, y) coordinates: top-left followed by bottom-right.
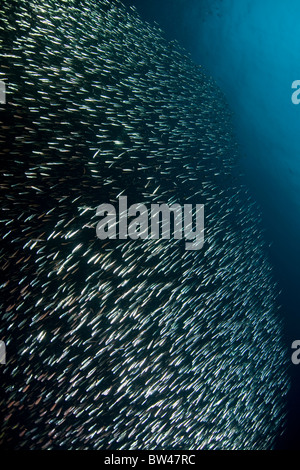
(0, 0), (288, 450)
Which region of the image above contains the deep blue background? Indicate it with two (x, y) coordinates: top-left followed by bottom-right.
(122, 0), (300, 449)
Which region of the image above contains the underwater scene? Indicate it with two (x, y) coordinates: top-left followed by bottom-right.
(0, 0), (298, 451)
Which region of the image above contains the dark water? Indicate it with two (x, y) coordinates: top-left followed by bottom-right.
(122, 0), (300, 450)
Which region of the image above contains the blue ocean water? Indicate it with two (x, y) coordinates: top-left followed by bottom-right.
(122, 0), (300, 449)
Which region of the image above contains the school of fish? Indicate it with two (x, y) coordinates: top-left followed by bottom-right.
(0, 0), (288, 449)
